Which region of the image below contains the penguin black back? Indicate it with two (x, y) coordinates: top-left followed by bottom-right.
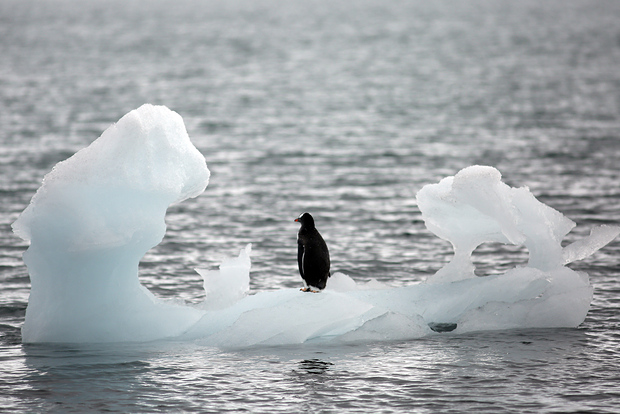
(295, 212), (330, 292)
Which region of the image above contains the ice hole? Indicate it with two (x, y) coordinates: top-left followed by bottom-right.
(472, 242), (529, 277)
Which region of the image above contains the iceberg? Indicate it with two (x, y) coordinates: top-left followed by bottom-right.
(13, 104), (210, 343)
(13, 105), (620, 346)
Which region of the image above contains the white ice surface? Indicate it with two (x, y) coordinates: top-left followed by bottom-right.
(13, 105), (619, 346)
(13, 104), (209, 342)
(196, 244), (252, 311)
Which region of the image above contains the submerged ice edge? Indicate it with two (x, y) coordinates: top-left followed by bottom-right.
(12, 105), (619, 345)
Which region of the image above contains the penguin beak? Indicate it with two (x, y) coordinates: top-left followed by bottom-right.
(294, 218), (300, 222)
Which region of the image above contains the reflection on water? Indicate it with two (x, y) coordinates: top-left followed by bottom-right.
(296, 358), (334, 375)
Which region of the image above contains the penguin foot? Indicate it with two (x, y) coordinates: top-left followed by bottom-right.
(300, 287), (321, 293)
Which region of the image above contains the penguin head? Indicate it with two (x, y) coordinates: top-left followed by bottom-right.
(294, 212), (315, 228)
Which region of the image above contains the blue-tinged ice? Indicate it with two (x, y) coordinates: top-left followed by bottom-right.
(13, 104), (210, 342)
(13, 105), (620, 346)
(196, 244), (252, 311)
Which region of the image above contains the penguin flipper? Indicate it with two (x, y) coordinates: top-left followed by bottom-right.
(297, 241), (304, 279)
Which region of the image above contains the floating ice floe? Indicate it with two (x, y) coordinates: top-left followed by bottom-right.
(13, 104), (620, 346)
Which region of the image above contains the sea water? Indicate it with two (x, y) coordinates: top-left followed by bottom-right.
(1, 0), (620, 412)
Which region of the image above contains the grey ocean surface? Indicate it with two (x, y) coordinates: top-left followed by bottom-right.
(1, 0), (620, 412)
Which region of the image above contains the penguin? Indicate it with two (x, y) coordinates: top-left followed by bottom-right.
(295, 212), (331, 292)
